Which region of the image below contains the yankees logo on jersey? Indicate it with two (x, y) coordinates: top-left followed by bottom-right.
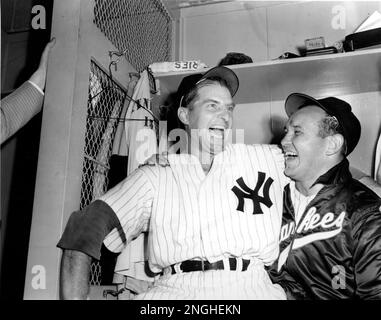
(231, 173), (274, 215)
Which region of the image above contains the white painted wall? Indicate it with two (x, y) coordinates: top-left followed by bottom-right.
(177, 0), (381, 176)
(179, 1), (381, 65)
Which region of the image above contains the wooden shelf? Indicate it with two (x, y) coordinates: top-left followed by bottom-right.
(154, 48), (381, 104)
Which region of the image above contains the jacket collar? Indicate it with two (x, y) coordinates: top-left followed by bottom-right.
(312, 158), (352, 187)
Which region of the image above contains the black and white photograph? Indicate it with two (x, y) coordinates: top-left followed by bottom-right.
(1, 0), (381, 304)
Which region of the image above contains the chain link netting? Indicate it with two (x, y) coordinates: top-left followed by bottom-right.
(78, 0), (173, 287)
(80, 60), (127, 285)
(94, 0), (172, 72)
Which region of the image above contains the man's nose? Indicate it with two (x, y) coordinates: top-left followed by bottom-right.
(219, 108), (231, 122)
(281, 132), (290, 147)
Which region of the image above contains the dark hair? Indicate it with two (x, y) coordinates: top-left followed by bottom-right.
(318, 113), (347, 155)
(218, 52), (253, 66)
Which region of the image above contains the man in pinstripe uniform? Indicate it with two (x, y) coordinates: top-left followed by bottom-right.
(58, 66), (288, 299)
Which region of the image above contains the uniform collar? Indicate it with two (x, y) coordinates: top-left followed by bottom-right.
(312, 158), (352, 187)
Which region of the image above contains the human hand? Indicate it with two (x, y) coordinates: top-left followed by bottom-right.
(142, 152), (169, 167)
(29, 38), (56, 91)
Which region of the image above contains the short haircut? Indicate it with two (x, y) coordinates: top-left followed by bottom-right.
(318, 112), (347, 155)
(181, 76), (231, 110)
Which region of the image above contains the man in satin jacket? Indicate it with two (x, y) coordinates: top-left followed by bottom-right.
(268, 92), (381, 299)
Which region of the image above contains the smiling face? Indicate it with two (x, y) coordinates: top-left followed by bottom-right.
(281, 106), (331, 187)
(178, 81), (235, 156)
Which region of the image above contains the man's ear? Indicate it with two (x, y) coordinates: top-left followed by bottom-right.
(177, 107), (189, 126)
(326, 133), (344, 156)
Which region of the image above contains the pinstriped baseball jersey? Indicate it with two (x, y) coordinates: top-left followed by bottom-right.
(101, 143), (288, 299)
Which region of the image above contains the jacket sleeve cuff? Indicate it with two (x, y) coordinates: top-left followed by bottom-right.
(27, 80), (44, 95)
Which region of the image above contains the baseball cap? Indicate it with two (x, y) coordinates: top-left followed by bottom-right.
(285, 93), (361, 155)
(177, 66), (239, 107)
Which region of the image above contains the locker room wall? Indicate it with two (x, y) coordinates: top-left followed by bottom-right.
(176, 1), (381, 176)
(174, 1), (381, 174)
(179, 1), (381, 69)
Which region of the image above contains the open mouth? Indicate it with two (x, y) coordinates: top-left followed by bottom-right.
(209, 126), (225, 138)
(284, 151), (298, 160)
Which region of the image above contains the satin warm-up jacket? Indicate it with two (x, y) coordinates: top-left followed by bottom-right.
(268, 159), (381, 299)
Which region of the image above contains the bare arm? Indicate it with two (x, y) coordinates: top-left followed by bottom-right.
(60, 250), (92, 300)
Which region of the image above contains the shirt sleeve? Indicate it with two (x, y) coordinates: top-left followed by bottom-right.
(1, 81), (44, 144)
(267, 144), (290, 188)
(352, 203), (381, 299)
(101, 167), (155, 253)
(57, 200), (119, 260)
(57, 167), (155, 260)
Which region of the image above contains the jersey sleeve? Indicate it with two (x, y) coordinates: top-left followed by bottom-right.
(266, 144), (289, 188)
(57, 167), (155, 260)
(246, 144), (289, 187)
(101, 166), (155, 253)
(57, 199), (120, 260)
